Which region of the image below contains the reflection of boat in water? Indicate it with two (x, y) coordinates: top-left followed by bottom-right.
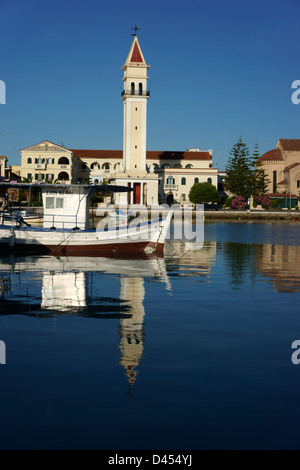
(0, 253), (171, 392)
(0, 183), (172, 255)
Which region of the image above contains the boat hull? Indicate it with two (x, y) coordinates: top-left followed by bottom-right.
(0, 214), (171, 256)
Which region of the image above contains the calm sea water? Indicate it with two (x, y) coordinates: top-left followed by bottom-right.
(0, 221), (300, 450)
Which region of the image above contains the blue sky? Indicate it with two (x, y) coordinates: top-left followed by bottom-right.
(0, 0), (299, 170)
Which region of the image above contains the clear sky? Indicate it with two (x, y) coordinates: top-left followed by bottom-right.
(1, 0), (299, 170)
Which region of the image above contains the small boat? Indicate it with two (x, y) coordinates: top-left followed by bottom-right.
(2, 210), (43, 225)
(0, 183), (172, 255)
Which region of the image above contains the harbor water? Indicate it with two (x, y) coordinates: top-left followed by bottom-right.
(0, 220), (300, 449)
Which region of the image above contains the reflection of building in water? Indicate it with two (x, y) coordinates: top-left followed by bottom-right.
(254, 244), (300, 293)
(118, 277), (146, 389)
(41, 272), (87, 310)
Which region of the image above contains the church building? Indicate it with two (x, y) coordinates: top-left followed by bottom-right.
(259, 139), (300, 197)
(15, 32), (218, 206)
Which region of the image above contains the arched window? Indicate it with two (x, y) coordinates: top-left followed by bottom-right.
(167, 175), (175, 185)
(58, 157), (69, 165)
(27, 157), (32, 164)
(181, 177), (186, 185)
(131, 82), (135, 95)
(91, 162), (100, 170)
(194, 177), (199, 184)
(58, 171), (69, 181)
(139, 83), (143, 95)
(273, 170), (277, 193)
(102, 163), (110, 170)
(94, 179), (99, 185)
(173, 164), (182, 168)
(185, 164), (193, 169)
(297, 180), (300, 188)
(207, 177), (212, 184)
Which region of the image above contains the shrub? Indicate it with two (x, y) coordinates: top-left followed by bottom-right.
(255, 195), (271, 209)
(271, 199), (280, 209)
(231, 195), (246, 210)
(225, 197), (234, 208)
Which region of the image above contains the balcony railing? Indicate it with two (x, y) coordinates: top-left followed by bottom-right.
(121, 90), (150, 98)
(164, 184), (178, 191)
(59, 164), (71, 169)
(34, 163), (46, 170)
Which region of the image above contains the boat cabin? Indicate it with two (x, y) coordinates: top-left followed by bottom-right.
(0, 183), (132, 230)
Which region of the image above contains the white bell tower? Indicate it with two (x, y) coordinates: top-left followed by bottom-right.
(113, 29), (158, 206)
(121, 30), (150, 173)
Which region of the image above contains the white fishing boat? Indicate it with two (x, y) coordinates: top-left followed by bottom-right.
(0, 183), (172, 255)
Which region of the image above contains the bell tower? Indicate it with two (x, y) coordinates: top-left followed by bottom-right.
(121, 29), (150, 174)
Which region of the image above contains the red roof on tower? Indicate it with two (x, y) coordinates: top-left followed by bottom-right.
(130, 42), (143, 63)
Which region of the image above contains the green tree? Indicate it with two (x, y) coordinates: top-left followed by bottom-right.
(250, 142), (270, 196)
(225, 137), (252, 198)
(189, 182), (220, 204)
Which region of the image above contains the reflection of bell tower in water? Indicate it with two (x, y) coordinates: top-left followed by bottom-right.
(118, 276), (146, 390)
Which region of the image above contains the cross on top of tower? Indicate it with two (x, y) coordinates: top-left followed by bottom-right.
(131, 24), (141, 36)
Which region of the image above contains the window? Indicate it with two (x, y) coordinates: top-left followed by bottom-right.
(46, 197), (54, 209)
(58, 157), (69, 165)
(207, 177), (212, 184)
(47, 158), (54, 164)
(91, 162), (100, 170)
(185, 164), (193, 169)
(297, 180), (300, 188)
(273, 171), (277, 193)
(167, 176), (175, 185)
(103, 163), (110, 170)
(194, 177), (199, 184)
(131, 82), (135, 95)
(139, 83), (143, 95)
(56, 198), (64, 209)
(27, 173), (32, 180)
(46, 174), (54, 181)
(181, 177), (186, 185)
(182, 194), (186, 201)
(27, 158), (32, 164)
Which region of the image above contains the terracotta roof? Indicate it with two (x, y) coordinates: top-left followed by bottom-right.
(284, 162), (300, 172)
(259, 148), (283, 162)
(130, 42), (143, 63)
(70, 149), (212, 161)
(146, 151), (211, 161)
(277, 179), (288, 185)
(70, 149), (122, 159)
(269, 193), (298, 198)
(278, 139), (300, 151)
